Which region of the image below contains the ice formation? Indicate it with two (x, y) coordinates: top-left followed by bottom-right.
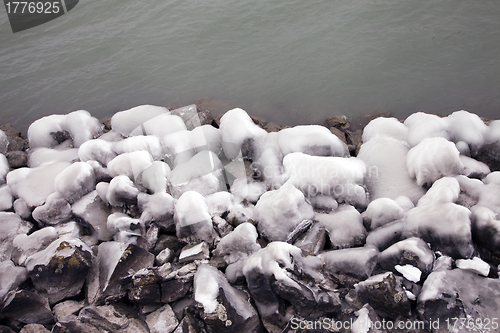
(110, 105), (169, 137)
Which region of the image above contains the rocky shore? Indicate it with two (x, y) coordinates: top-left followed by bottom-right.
(0, 99), (500, 333)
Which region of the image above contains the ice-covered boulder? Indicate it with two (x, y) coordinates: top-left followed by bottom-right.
(455, 257), (490, 276)
(362, 197), (405, 230)
(111, 105), (170, 137)
(446, 110), (488, 154)
(72, 191), (113, 241)
(358, 136), (425, 203)
(78, 139), (117, 165)
(194, 264), (261, 333)
(106, 175), (140, 207)
(7, 162), (71, 207)
(136, 161), (170, 194)
(32, 192), (72, 226)
(407, 137), (463, 186)
(11, 227), (57, 266)
(254, 183), (313, 242)
(65, 110), (104, 147)
(0, 154), (9, 186)
(191, 124), (221, 154)
(0, 290), (53, 325)
(107, 151), (153, 182)
(0, 260), (28, 301)
(254, 132), (286, 187)
(0, 185), (13, 211)
(214, 223), (261, 265)
(174, 191), (214, 243)
(138, 192), (175, 232)
(229, 178), (267, 203)
(319, 246), (379, 283)
(315, 205), (366, 249)
(219, 108), (267, 160)
(362, 117), (408, 142)
(418, 269), (500, 329)
(0, 130), (8, 154)
(282, 152), (368, 207)
(28, 147), (79, 168)
(404, 112), (450, 147)
(106, 213), (143, 243)
(113, 135), (163, 160)
(365, 221), (404, 251)
(378, 237), (434, 278)
(205, 191), (236, 217)
(54, 162), (96, 204)
(0, 212), (31, 262)
(277, 125), (349, 157)
(25, 237), (93, 304)
(471, 205), (500, 257)
(404, 177), (474, 258)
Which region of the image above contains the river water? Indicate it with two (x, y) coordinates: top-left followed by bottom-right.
(1, 0), (499, 132)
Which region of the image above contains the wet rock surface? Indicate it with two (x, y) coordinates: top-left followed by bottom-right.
(1, 106), (500, 333)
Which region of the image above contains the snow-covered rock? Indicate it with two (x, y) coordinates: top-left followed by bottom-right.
(28, 147), (79, 168)
(446, 110), (488, 154)
(65, 110), (104, 147)
(277, 125), (349, 157)
(107, 151), (153, 182)
(455, 257), (490, 276)
(362, 197), (405, 230)
(111, 105), (170, 137)
(0, 260), (28, 301)
(407, 137), (463, 186)
(319, 246), (379, 281)
(106, 175), (140, 207)
(0, 154), (9, 185)
(362, 117), (408, 143)
(113, 135), (163, 160)
(254, 183), (313, 241)
(214, 222), (261, 265)
(136, 161), (171, 194)
(0, 185), (13, 211)
(378, 237), (434, 277)
(404, 112), (450, 147)
(32, 192), (72, 226)
(7, 162), (71, 207)
(138, 192), (175, 231)
(283, 152), (368, 207)
(54, 162), (96, 204)
(72, 191), (113, 241)
(219, 108), (267, 160)
(12, 227), (58, 266)
(174, 191), (214, 243)
(0, 130), (8, 154)
(78, 139), (117, 165)
(315, 205), (366, 249)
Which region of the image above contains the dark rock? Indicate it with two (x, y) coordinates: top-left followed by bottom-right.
(0, 290), (53, 325)
(161, 278), (193, 304)
(475, 142), (500, 172)
(52, 315), (102, 333)
(418, 269), (500, 333)
(378, 237), (434, 278)
(350, 111), (392, 131)
(323, 115), (349, 130)
(471, 206), (500, 257)
(365, 221), (404, 251)
(319, 247), (379, 285)
(153, 234), (181, 255)
(263, 122), (286, 133)
(195, 97), (234, 126)
(53, 300), (85, 322)
(78, 305), (129, 331)
(0, 124), (28, 152)
(286, 219), (314, 244)
(292, 222), (326, 256)
(51, 130), (71, 145)
(355, 272), (411, 319)
(155, 248), (174, 266)
(26, 238), (92, 304)
(127, 269), (161, 305)
(72, 191), (113, 241)
(5, 151), (27, 168)
(32, 193), (72, 226)
(0, 326), (14, 333)
(173, 314), (202, 333)
(329, 127), (347, 145)
(345, 129), (363, 156)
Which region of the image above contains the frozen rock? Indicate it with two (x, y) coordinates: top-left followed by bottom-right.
(309, 194), (338, 211)
(170, 104), (201, 130)
(291, 222), (326, 256)
(138, 192), (175, 232)
(254, 132), (286, 187)
(0, 291), (53, 325)
(194, 264), (261, 333)
(365, 221), (404, 251)
(27, 114), (68, 148)
(11, 227), (58, 266)
(230, 178), (267, 203)
(52, 300), (85, 321)
(78, 139), (117, 165)
(132, 114), (186, 138)
(362, 197), (405, 230)
(471, 205), (500, 256)
(19, 323), (51, 333)
(155, 248), (174, 266)
(136, 161), (171, 194)
(162, 130), (195, 167)
(283, 152), (368, 207)
(25, 237), (92, 304)
(0, 212), (31, 262)
(378, 237), (434, 277)
(315, 205), (366, 249)
(214, 222), (261, 265)
(362, 117), (408, 142)
(191, 124), (221, 154)
(32, 192), (72, 226)
(52, 315), (102, 333)
(455, 257), (490, 276)
(106, 213), (143, 243)
(319, 246), (379, 283)
(175, 191), (214, 243)
(54, 162), (96, 204)
(277, 125), (349, 157)
(205, 191), (235, 216)
(0, 130), (8, 154)
(169, 150), (225, 197)
(355, 272), (410, 319)
(418, 269), (500, 329)
(113, 135), (163, 160)
(407, 137), (463, 186)
(7, 162), (71, 207)
(404, 112), (450, 147)
(27, 147), (79, 168)
(0, 154), (8, 186)
(446, 110), (488, 154)
(0, 261), (28, 301)
(107, 151), (153, 182)
(65, 110), (104, 147)
(159, 263), (196, 304)
(145, 304), (178, 333)
(6, 151), (28, 169)
(219, 108), (267, 160)
(106, 175), (140, 207)
(0, 185), (13, 211)
(357, 136), (425, 203)
(404, 177), (474, 258)
(178, 242), (210, 263)
(111, 105), (170, 137)
(255, 183), (313, 241)
(72, 191), (113, 241)
(78, 305), (129, 331)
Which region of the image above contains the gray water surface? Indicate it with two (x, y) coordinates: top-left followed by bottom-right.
(1, 0), (499, 132)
